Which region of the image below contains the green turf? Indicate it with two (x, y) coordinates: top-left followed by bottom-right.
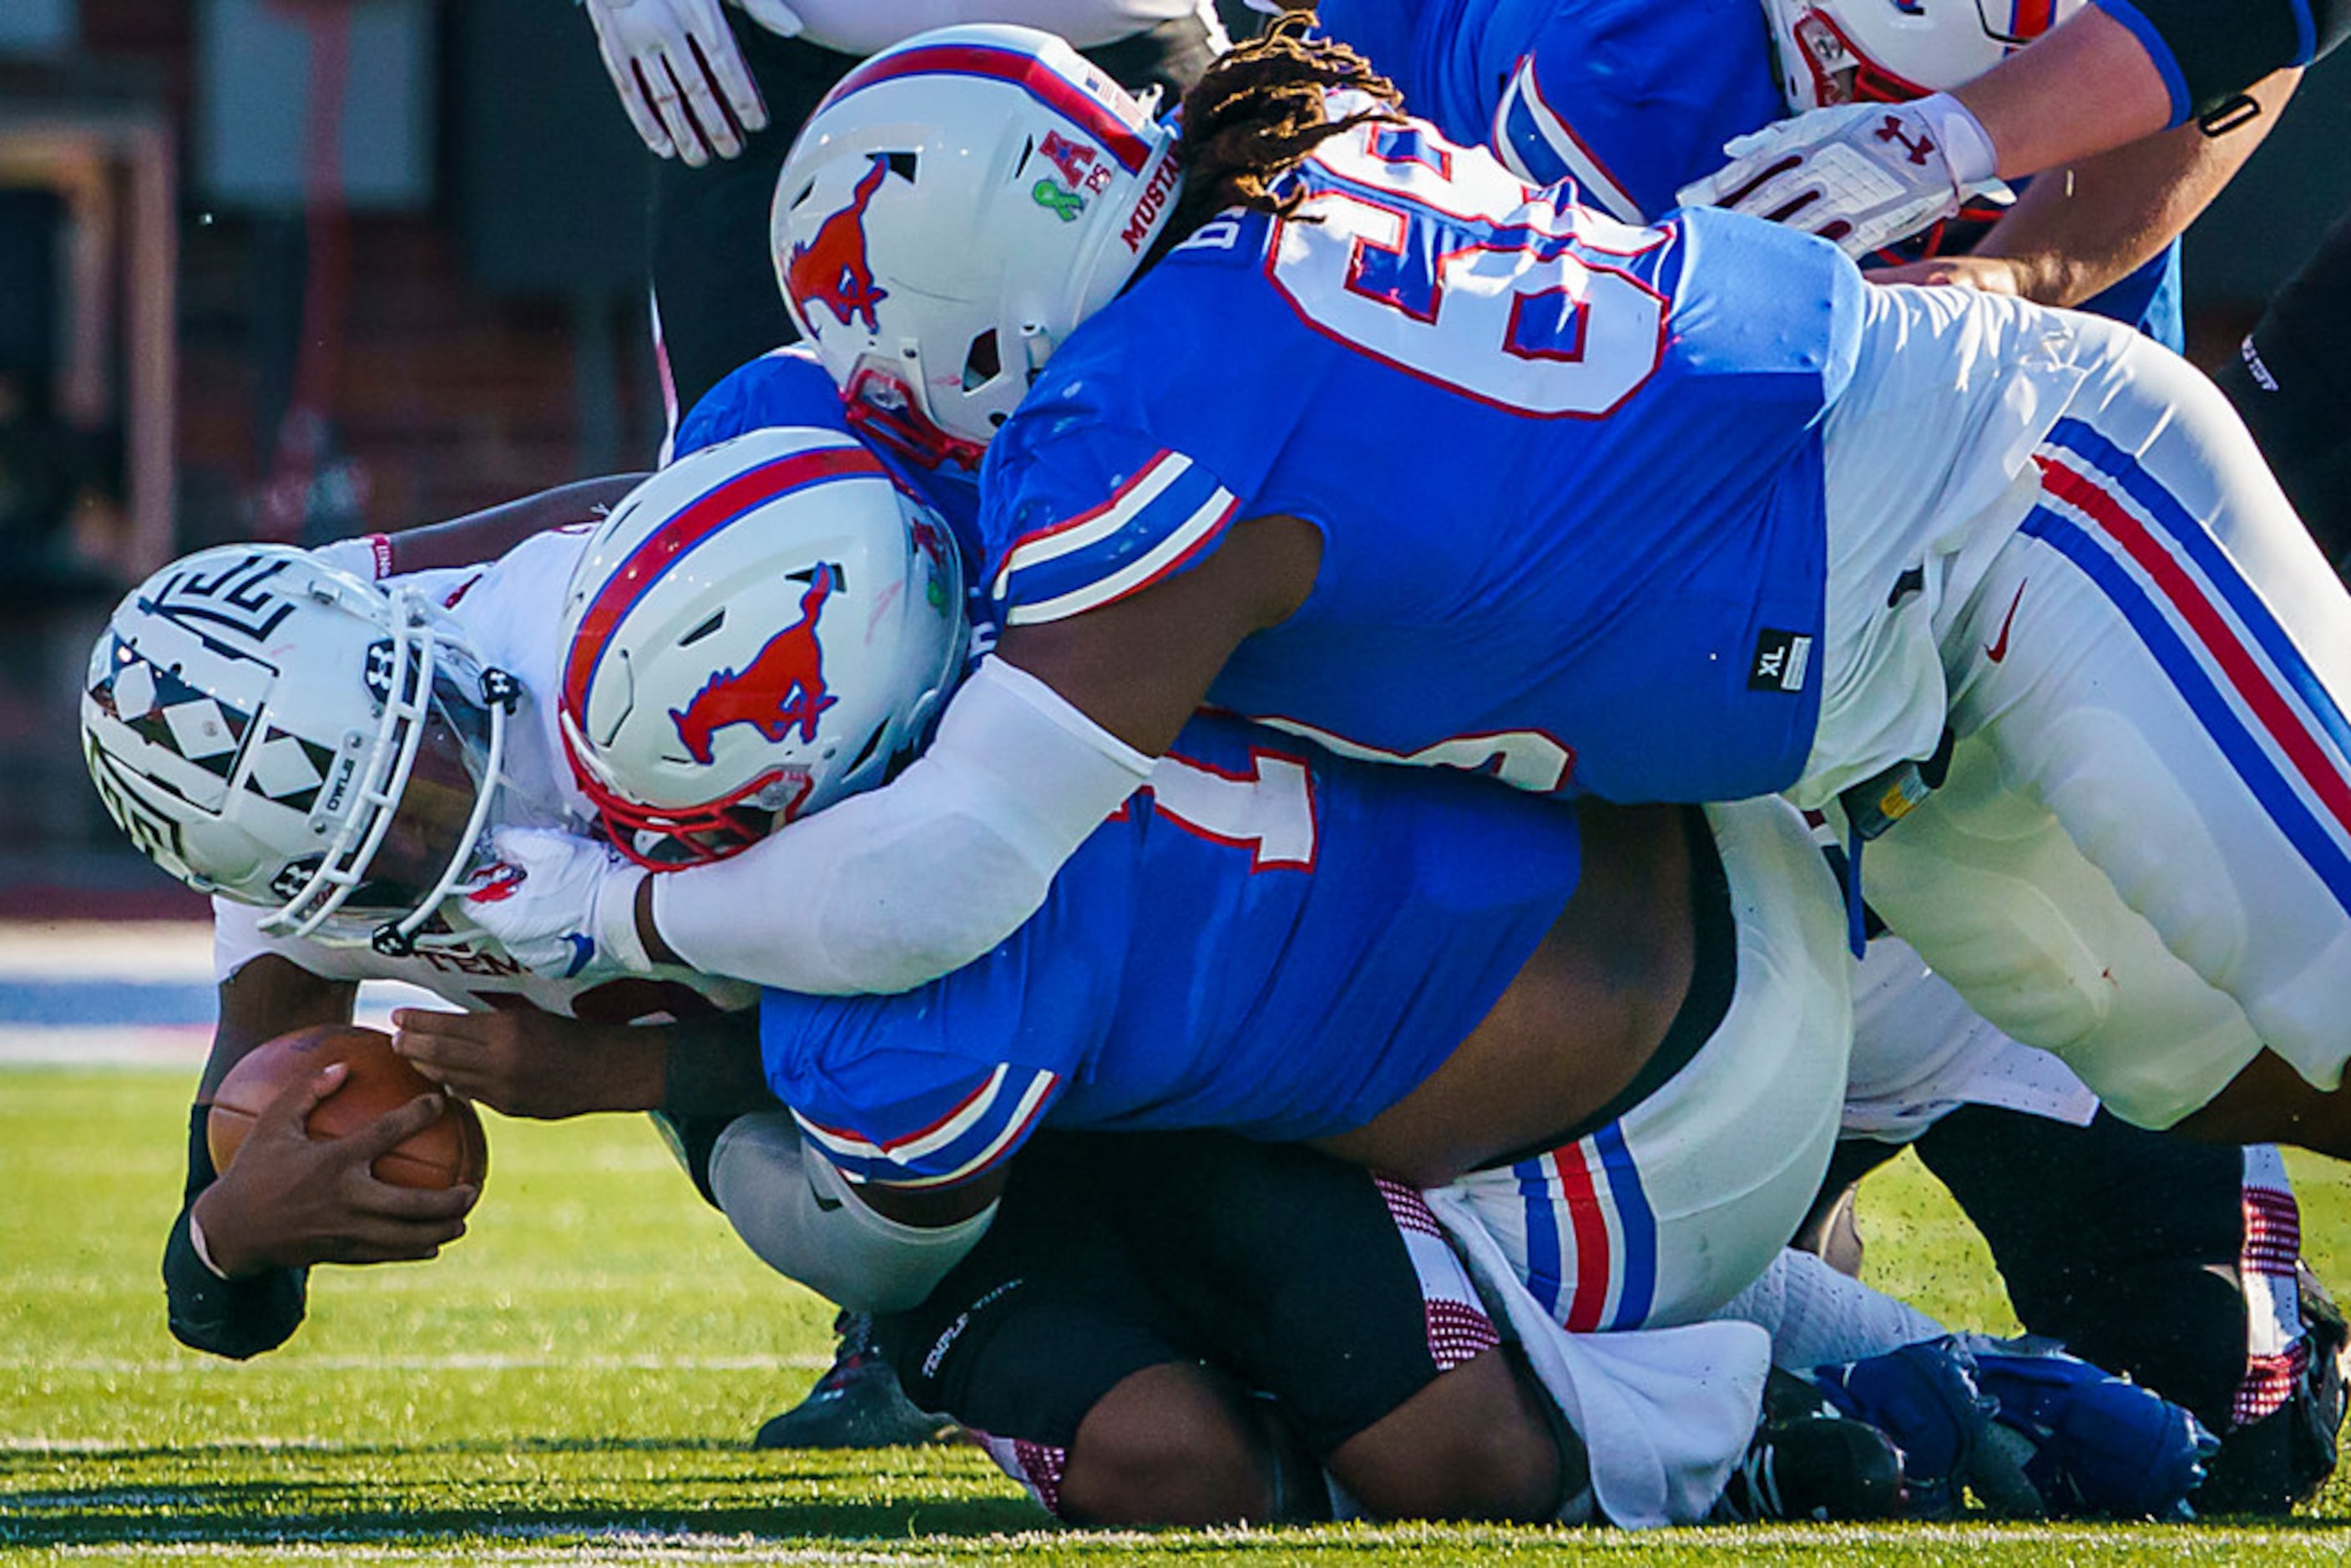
(5, 1068), (2349, 1563)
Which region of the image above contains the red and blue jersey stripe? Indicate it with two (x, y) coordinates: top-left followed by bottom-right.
(790, 1061), (1064, 1190)
(992, 449), (1240, 626)
(2026, 417), (2351, 918)
(1512, 1120), (1658, 1333)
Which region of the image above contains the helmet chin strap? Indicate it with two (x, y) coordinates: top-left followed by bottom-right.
(372, 665), (521, 959)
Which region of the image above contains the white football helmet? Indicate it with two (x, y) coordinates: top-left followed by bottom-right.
(80, 544), (518, 952)
(770, 23), (1182, 465)
(1764, 0), (2083, 111)
(558, 426), (968, 867)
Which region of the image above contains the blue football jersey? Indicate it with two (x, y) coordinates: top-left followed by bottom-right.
(761, 712), (1582, 1187)
(1320, 0), (1784, 225)
(978, 105), (1862, 803)
(1314, 0), (2182, 346)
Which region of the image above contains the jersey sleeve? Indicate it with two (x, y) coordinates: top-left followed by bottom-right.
(210, 897), (368, 987)
(978, 421), (1248, 629)
(673, 347), (850, 461)
(786, 1050), (1067, 1190)
(757, 925), (1114, 1189)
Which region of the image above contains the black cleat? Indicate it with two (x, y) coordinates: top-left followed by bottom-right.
(753, 1313), (960, 1450)
(1716, 1375), (1906, 1523)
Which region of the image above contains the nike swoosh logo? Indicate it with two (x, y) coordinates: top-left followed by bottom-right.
(1984, 581), (2028, 664)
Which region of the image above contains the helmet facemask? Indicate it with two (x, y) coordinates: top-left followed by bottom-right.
(265, 592), (520, 955)
(80, 547), (518, 956)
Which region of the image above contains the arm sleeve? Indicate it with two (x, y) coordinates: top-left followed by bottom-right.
(162, 1104), (309, 1360)
(651, 657), (1153, 994)
(707, 1110), (998, 1313)
(2093, 0), (2327, 124)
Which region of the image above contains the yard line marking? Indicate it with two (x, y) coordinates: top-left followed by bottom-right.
(0, 1353), (835, 1380)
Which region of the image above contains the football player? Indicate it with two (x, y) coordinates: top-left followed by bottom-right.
(2212, 207), (2351, 574)
(1261, 5), (2343, 1505)
(1813, 933), (2349, 1514)
(465, 21), (2351, 1168)
(549, 433), (2217, 1523)
(574, 0), (1226, 448)
(1683, 0), (2344, 256)
(82, 465), (1808, 1525)
(76, 448), (959, 1359)
(1295, 0), (2292, 349)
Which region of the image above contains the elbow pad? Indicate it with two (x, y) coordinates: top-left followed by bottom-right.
(709, 1111), (994, 1313)
(2098, 0), (2315, 124)
(654, 658), (1154, 994)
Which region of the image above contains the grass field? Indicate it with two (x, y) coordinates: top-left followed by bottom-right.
(8, 1068), (2351, 1564)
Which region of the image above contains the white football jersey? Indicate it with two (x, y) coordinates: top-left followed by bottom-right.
(213, 529), (756, 1023)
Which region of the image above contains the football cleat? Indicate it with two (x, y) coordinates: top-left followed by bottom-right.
(1808, 1335), (2003, 1517)
(1714, 1369), (1906, 1522)
(753, 1313), (960, 1451)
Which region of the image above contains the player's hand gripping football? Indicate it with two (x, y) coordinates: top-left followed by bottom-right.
(580, 0), (791, 165)
(1676, 96), (2000, 258)
(461, 827), (652, 982)
(392, 1004), (666, 1121)
(191, 1064), (477, 1277)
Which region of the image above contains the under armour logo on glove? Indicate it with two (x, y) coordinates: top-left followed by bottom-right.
(1874, 114), (1936, 167)
(1676, 94), (2000, 259)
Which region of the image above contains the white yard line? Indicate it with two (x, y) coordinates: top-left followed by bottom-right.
(0, 1354), (832, 1380)
(0, 1024), (211, 1067)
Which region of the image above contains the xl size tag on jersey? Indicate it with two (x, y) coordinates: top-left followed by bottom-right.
(1747, 629), (1813, 693)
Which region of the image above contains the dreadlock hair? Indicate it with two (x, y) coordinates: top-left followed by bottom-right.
(1160, 11), (1406, 248)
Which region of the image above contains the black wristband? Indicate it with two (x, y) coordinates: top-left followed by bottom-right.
(163, 1101), (308, 1360)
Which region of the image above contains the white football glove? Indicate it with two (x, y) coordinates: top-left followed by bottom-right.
(1675, 94), (2000, 258)
(459, 826), (651, 981)
(580, 0), (776, 165)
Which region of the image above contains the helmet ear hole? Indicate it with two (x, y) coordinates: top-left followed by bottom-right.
(961, 331), (1001, 392)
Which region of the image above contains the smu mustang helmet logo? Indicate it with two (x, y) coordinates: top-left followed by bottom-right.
(789, 156), (892, 334)
(670, 564), (840, 766)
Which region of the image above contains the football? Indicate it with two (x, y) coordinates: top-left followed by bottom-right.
(206, 1024), (489, 1191)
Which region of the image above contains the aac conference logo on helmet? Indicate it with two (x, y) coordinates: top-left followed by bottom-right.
(788, 156), (893, 334)
(669, 564), (841, 766)
(1031, 129), (1113, 223)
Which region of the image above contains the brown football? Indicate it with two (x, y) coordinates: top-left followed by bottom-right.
(206, 1024), (488, 1191)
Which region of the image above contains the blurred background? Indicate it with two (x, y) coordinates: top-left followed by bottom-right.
(3, 0), (2349, 914)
